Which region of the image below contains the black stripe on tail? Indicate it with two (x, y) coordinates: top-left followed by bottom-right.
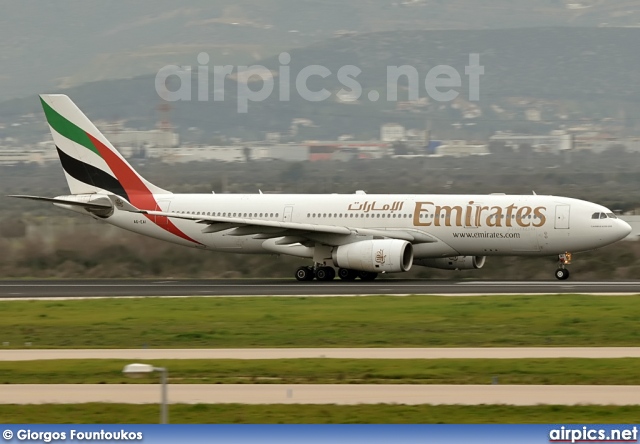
(56, 147), (130, 201)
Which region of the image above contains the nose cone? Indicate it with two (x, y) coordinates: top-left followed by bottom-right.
(618, 219), (633, 241)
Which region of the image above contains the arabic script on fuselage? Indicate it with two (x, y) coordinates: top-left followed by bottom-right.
(347, 201), (405, 213)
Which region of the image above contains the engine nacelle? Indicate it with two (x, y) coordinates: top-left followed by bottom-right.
(415, 256), (486, 270)
(332, 239), (413, 273)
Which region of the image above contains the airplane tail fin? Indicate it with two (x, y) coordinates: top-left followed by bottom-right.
(39, 94), (171, 206)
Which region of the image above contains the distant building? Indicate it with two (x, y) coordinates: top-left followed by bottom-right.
(572, 132), (618, 152)
(525, 109), (542, 122)
(250, 145), (309, 162)
(380, 123), (405, 142)
(265, 132), (281, 143)
(103, 124), (179, 157)
(305, 141), (390, 161)
(436, 140), (489, 157)
(490, 131), (573, 153)
(308, 144), (335, 162)
(161, 144), (310, 164)
(0, 146), (57, 165)
(405, 129), (428, 142)
(336, 90), (359, 103)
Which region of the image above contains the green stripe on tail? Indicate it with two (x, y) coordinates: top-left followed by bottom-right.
(40, 97), (101, 157)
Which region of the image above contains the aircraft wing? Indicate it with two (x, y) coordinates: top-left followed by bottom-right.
(138, 208), (437, 244)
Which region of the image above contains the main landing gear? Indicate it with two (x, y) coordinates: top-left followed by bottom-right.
(295, 266), (378, 282)
(555, 252), (572, 280)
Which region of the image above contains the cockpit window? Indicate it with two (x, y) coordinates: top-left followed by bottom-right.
(592, 212), (618, 219)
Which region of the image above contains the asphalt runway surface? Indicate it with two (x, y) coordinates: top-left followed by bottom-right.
(3, 347), (640, 360)
(1, 279), (640, 298)
(2, 384), (639, 405)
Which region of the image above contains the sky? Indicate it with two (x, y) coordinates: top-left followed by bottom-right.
(0, 0), (634, 102)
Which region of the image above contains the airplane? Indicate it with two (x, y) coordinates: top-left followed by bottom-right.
(9, 94), (632, 281)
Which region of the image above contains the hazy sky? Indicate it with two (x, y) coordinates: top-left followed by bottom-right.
(1, 0), (634, 102)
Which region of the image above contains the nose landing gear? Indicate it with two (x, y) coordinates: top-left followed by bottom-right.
(555, 253), (572, 280)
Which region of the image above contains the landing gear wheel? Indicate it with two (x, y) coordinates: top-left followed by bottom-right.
(338, 268), (358, 281)
(295, 266), (315, 281)
(555, 268), (570, 280)
(315, 267), (336, 281)
(358, 271), (378, 281)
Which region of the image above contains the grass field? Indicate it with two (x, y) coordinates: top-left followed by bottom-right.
(1, 295), (640, 348)
(1, 358), (640, 385)
(1, 404), (639, 424)
(2, 295), (639, 424)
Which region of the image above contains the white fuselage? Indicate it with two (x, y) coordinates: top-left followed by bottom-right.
(87, 193), (631, 259)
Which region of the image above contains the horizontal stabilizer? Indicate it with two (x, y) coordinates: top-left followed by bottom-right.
(8, 194), (112, 210)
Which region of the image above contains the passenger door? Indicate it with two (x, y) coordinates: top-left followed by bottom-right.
(554, 205), (570, 229)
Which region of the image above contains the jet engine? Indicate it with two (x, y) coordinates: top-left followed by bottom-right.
(415, 256), (486, 270)
(332, 239), (413, 273)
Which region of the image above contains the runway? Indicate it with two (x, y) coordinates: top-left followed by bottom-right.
(0, 279), (640, 298)
(3, 347), (640, 361)
(2, 384), (639, 405)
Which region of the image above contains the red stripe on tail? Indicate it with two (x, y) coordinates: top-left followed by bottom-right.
(87, 134), (202, 246)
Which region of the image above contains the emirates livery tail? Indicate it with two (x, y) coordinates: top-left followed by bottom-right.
(39, 94), (170, 203)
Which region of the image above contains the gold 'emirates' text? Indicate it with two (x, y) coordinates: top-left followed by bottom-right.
(413, 201), (547, 228)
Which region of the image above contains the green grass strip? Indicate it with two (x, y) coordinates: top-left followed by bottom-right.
(1, 404), (640, 424)
(2, 295), (640, 348)
(1, 358), (640, 385)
